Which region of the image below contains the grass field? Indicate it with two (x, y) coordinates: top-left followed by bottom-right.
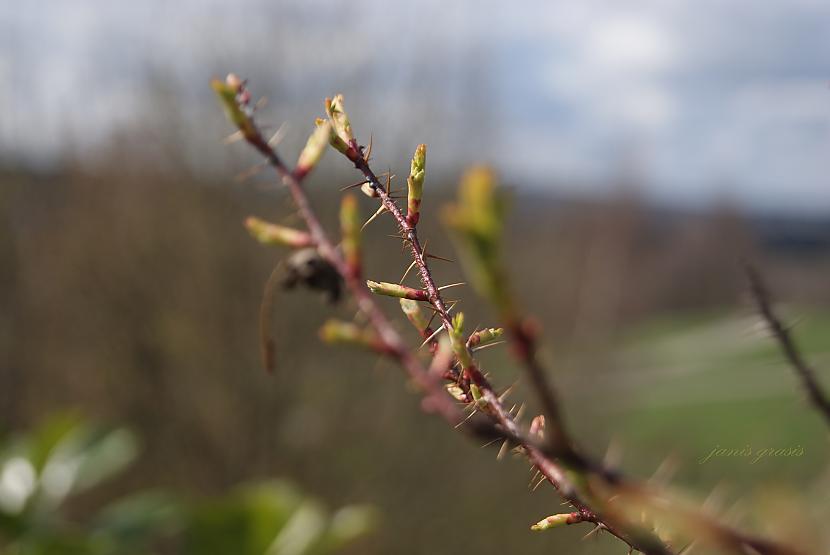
(590, 308), (830, 490)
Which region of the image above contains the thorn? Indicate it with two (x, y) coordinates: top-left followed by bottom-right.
(424, 309), (439, 332)
(254, 96), (268, 111)
(437, 282), (465, 292)
(454, 407), (478, 429)
(385, 169), (392, 194)
(472, 340), (507, 353)
(498, 383), (516, 403)
(528, 469), (541, 488)
(532, 476), (547, 492)
(419, 324), (445, 349)
(515, 403), (527, 423)
(267, 122), (288, 147)
(580, 525), (602, 541)
(650, 455), (678, 487)
(480, 438), (501, 449)
(425, 252), (454, 263)
(361, 205), (387, 231)
(234, 161), (267, 182)
(364, 133), (373, 162)
(703, 482), (729, 512)
(399, 260), (418, 284)
(786, 315), (805, 330)
(497, 439), (510, 461)
(341, 179), (369, 192)
(222, 130), (245, 144)
(418, 239), (431, 263)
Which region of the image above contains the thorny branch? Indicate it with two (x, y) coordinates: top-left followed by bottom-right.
(347, 140), (584, 466)
(746, 264), (830, 428)
(213, 75), (811, 555)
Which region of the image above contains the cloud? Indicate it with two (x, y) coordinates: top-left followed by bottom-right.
(3, 0), (829, 212)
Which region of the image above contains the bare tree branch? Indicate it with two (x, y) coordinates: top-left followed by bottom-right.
(745, 264), (830, 428)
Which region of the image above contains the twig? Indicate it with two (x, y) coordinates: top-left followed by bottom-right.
(223, 83), (670, 554)
(745, 264), (830, 427)
(215, 76), (809, 555)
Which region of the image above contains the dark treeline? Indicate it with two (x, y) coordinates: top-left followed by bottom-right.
(2, 158), (829, 553)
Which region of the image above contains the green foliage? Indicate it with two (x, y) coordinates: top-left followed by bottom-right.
(0, 416), (375, 555)
(185, 483), (374, 555)
(0, 413), (138, 517)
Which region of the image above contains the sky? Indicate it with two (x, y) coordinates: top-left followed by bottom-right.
(2, 0), (829, 213)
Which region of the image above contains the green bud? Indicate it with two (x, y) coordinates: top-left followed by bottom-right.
(449, 313), (474, 369)
(406, 144), (426, 226)
(530, 513), (581, 531)
(443, 166), (512, 314)
(445, 383), (467, 402)
(366, 280), (429, 301)
(325, 94), (354, 149)
(529, 415), (545, 440)
(468, 327), (504, 347)
(245, 217), (312, 248)
(211, 74), (257, 140)
(296, 120), (331, 177)
(319, 319), (382, 352)
(315, 117), (350, 155)
(468, 383), (488, 409)
(410, 143), (426, 180)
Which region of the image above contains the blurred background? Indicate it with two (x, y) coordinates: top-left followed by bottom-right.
(2, 0), (830, 553)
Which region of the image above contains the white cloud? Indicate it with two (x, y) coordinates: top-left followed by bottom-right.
(3, 0), (830, 211)
(587, 16), (675, 73)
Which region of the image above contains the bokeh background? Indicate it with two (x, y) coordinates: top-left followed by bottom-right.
(2, 1), (830, 553)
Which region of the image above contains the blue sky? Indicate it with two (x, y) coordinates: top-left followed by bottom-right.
(2, 0), (829, 213)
